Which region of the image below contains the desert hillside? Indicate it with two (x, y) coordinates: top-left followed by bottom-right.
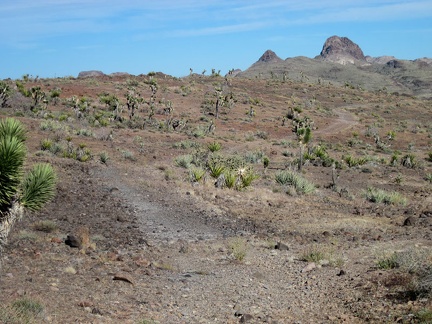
(0, 42), (432, 323)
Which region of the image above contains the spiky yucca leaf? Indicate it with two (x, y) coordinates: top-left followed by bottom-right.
(0, 118), (27, 143)
(0, 136), (26, 207)
(20, 164), (56, 211)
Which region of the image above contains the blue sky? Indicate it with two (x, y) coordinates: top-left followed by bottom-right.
(1, 1), (431, 79)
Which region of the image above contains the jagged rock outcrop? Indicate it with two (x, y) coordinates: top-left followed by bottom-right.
(257, 50), (283, 63)
(319, 36), (366, 65)
(366, 56), (396, 64)
(77, 70), (105, 78)
(110, 72), (131, 77)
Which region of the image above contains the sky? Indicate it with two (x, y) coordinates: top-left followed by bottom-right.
(1, 0), (431, 79)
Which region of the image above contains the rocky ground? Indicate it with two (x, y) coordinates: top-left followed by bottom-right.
(0, 73), (432, 323)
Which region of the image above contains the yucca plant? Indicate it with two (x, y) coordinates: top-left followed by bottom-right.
(207, 141), (222, 152)
(238, 168), (259, 189)
(275, 170), (315, 195)
(224, 170), (237, 189)
(0, 118), (56, 262)
(208, 162), (225, 178)
(189, 167), (206, 183)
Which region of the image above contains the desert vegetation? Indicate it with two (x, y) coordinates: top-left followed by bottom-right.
(0, 67), (431, 322)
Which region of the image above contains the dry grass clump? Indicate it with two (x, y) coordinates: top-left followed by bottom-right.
(377, 247), (432, 297)
(363, 187), (407, 205)
(0, 297), (44, 323)
(275, 170), (315, 195)
(32, 220), (57, 233)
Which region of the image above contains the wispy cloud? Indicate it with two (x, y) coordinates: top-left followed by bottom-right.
(1, 0), (431, 48)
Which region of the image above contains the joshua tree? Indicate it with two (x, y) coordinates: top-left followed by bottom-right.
(30, 86), (47, 110)
(293, 116), (312, 171)
(0, 81), (11, 108)
(0, 118), (56, 264)
(126, 89), (143, 120)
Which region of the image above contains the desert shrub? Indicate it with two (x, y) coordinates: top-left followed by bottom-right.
(75, 147), (92, 162)
(263, 156), (270, 168)
(99, 151), (109, 164)
(173, 140), (200, 150)
(255, 130), (268, 140)
(208, 162), (225, 178)
(427, 151), (432, 162)
(301, 245), (327, 263)
(414, 308), (432, 323)
(33, 220), (57, 233)
(244, 150), (265, 164)
(343, 154), (369, 167)
(223, 170), (237, 189)
(376, 248), (432, 296)
(377, 253), (399, 270)
(275, 170), (315, 195)
(238, 168), (259, 189)
(425, 173), (432, 183)
(390, 151), (400, 166)
(363, 187), (407, 205)
(306, 145), (336, 167)
(40, 120), (63, 132)
(189, 167), (206, 182)
(122, 150), (136, 161)
(401, 153), (417, 168)
(40, 138), (53, 151)
(175, 154), (193, 168)
(0, 298), (45, 323)
(300, 244), (342, 266)
(76, 128), (93, 137)
(208, 154), (245, 171)
(207, 141), (222, 152)
(228, 238), (247, 262)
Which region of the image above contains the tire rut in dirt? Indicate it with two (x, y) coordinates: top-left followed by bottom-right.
(93, 166), (243, 243)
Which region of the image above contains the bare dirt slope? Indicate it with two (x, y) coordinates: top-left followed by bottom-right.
(1, 73), (432, 323)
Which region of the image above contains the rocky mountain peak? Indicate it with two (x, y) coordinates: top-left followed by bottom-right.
(257, 50), (283, 63)
(320, 36), (366, 65)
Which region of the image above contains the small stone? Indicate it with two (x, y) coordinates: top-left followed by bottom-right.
(51, 237), (63, 244)
(322, 231), (331, 237)
(116, 215), (127, 222)
(78, 301), (94, 308)
(403, 216), (416, 226)
(275, 242), (289, 251)
(337, 269), (346, 276)
(113, 273), (134, 285)
(301, 262), (316, 273)
(92, 307), (103, 315)
(65, 235), (82, 248)
(240, 314), (254, 322)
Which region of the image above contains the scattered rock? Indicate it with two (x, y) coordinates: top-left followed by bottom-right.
(113, 273), (134, 285)
(275, 242), (289, 251)
(78, 300), (94, 308)
(77, 70), (105, 78)
(65, 235), (82, 248)
(322, 231), (331, 237)
(91, 307), (103, 315)
(337, 269), (346, 276)
(403, 216), (416, 226)
(301, 262), (316, 273)
(116, 215), (127, 222)
(51, 237), (63, 244)
(240, 313), (254, 322)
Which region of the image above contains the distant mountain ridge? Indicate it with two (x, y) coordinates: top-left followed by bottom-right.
(239, 36), (432, 99)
